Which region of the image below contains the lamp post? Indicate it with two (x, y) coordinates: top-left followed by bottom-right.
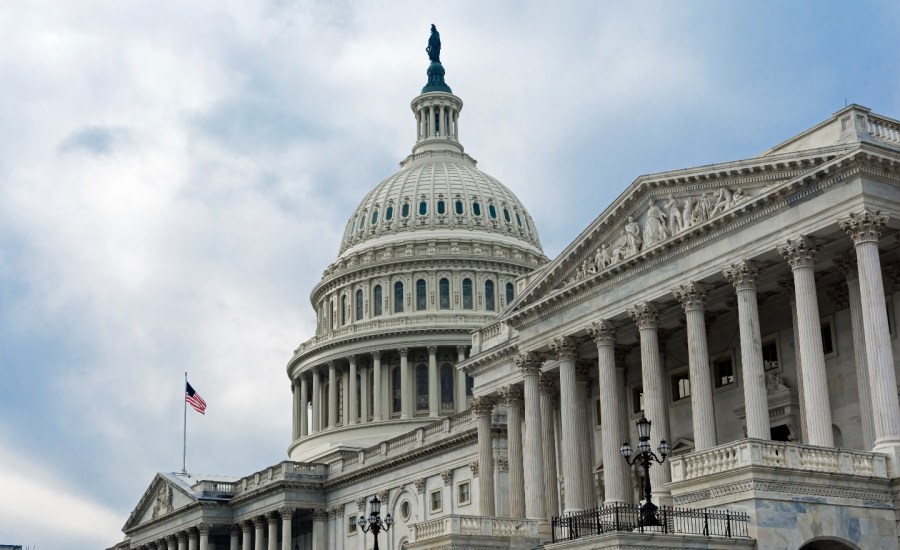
(358, 495), (393, 550)
(620, 416), (669, 527)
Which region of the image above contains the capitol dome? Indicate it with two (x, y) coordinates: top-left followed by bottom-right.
(287, 31), (548, 463)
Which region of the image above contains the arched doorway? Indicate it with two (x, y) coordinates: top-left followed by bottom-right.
(799, 538), (860, 550)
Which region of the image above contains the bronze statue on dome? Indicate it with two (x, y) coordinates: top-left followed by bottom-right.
(426, 24), (441, 63)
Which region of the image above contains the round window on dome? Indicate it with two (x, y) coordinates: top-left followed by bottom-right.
(402, 203), (410, 218)
(437, 200), (446, 215)
(455, 200), (464, 215)
(419, 201), (427, 216)
(503, 208), (511, 223)
(472, 202), (482, 216)
(371, 210), (379, 225)
(488, 204), (497, 219)
(386, 206), (394, 221)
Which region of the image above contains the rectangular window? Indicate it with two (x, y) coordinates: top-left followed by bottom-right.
(762, 337), (779, 371)
(632, 387), (644, 415)
(457, 481), (471, 505)
(348, 515), (357, 535)
(821, 319), (835, 356)
(430, 489), (443, 513)
(671, 372), (690, 401)
(713, 354), (735, 388)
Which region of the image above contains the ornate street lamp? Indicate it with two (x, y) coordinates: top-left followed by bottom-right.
(620, 416), (669, 527)
(358, 495), (393, 550)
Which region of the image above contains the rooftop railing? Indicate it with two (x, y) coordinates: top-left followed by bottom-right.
(412, 514), (539, 542)
(867, 113), (900, 146)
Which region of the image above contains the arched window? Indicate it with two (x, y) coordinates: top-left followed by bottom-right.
(401, 203), (410, 218)
(440, 364), (454, 411)
(416, 279), (427, 311)
(371, 210), (378, 225)
(439, 278), (450, 309)
(418, 201), (427, 216)
(515, 212), (522, 227)
(392, 366), (401, 414)
(488, 204), (497, 219)
(462, 278), (473, 310)
(341, 295), (348, 325)
(415, 365), (428, 412)
(485, 280), (495, 311)
(506, 282), (514, 305)
(437, 200), (446, 215)
(472, 202), (482, 216)
(503, 208), (511, 223)
(355, 289), (363, 321)
(394, 281), (404, 313)
(386, 205), (394, 221)
(373, 285), (383, 317)
(455, 200), (464, 215)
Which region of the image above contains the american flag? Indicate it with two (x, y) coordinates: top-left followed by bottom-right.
(185, 381), (207, 415)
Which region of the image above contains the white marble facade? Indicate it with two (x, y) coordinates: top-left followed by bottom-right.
(112, 45), (900, 550)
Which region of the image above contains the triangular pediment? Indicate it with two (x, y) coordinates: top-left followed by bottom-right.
(123, 473), (197, 532)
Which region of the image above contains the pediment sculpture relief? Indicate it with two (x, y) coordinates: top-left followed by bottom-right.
(566, 186), (752, 286)
(151, 484), (173, 519)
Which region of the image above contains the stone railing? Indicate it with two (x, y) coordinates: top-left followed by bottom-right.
(470, 321), (516, 354)
(233, 461), (327, 495)
(411, 515), (539, 542)
(669, 439), (888, 483)
(193, 480), (236, 497)
(867, 113), (900, 146)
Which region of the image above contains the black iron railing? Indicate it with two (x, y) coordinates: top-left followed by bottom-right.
(551, 503), (750, 543)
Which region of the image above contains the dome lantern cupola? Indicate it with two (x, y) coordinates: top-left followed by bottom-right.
(410, 25), (465, 157)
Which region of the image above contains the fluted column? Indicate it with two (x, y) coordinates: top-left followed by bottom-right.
(280, 508), (293, 550)
(178, 531), (188, 550)
(253, 517), (265, 550)
(778, 237), (833, 447)
(371, 351), (383, 422)
(517, 353), (546, 521)
(167, 535), (177, 550)
(229, 527), (238, 550)
(840, 210), (900, 454)
(341, 367), (349, 425)
(835, 253), (876, 450)
(778, 278), (807, 443)
(267, 513), (278, 550)
(628, 302), (671, 502)
(348, 356), (358, 425)
(473, 396), (497, 516)
(550, 336), (586, 513)
(291, 379), (300, 440)
(723, 261), (770, 440)
(360, 363), (369, 424)
(188, 528), (198, 550)
(311, 368), (321, 433)
(574, 364), (596, 507)
(672, 283), (718, 449)
(456, 345), (468, 412)
(198, 525), (210, 550)
(241, 522), (252, 550)
(614, 346), (634, 504)
(539, 374), (560, 518)
(328, 362), (338, 429)
(428, 346), (439, 417)
(502, 384), (525, 517)
(312, 509), (327, 550)
(400, 348), (411, 419)
(298, 375), (308, 437)
(587, 320), (629, 503)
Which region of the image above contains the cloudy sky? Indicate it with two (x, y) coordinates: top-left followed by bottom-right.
(1, 1), (898, 548)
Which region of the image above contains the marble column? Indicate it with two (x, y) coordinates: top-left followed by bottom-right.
(840, 210), (900, 455)
(198, 525), (209, 550)
(178, 532), (188, 550)
(627, 302), (671, 502)
(229, 527), (238, 550)
(614, 346), (634, 504)
(673, 283), (718, 450)
(342, 368), (349, 426)
(456, 345), (468, 412)
(372, 351), (383, 422)
(348, 356), (358, 425)
(400, 348), (411, 419)
(167, 535), (177, 550)
(188, 528), (198, 550)
(517, 353), (546, 522)
(778, 278), (808, 443)
(835, 253), (876, 450)
(574, 364), (596, 507)
(502, 384), (525, 517)
(312, 509), (327, 550)
(473, 396), (496, 516)
(328, 362), (338, 429)
(587, 320), (629, 503)
(360, 363), (369, 424)
(723, 261), (770, 440)
(550, 336), (587, 513)
(311, 368), (321, 433)
(428, 346), (439, 417)
(241, 522), (252, 550)
(299, 375), (309, 437)
(253, 516), (265, 550)
(267, 513), (278, 550)
(778, 237), (834, 447)
(539, 374), (560, 518)
(291, 379), (300, 441)
(280, 508), (293, 550)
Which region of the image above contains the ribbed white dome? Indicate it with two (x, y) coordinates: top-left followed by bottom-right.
(338, 154), (542, 258)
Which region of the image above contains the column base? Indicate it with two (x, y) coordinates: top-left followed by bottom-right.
(535, 519), (552, 541)
(651, 488), (673, 507)
(873, 437), (900, 478)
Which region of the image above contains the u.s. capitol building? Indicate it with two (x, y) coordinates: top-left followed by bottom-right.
(113, 29), (900, 550)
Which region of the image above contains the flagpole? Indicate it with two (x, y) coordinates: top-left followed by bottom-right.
(182, 371), (187, 475)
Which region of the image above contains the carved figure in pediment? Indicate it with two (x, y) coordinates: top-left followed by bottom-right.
(691, 193), (711, 225)
(151, 484), (173, 519)
(643, 202), (668, 246)
(710, 187), (733, 218)
(682, 196), (695, 229)
(665, 194), (683, 235)
(732, 187), (748, 205)
(623, 216), (642, 256)
(595, 243), (612, 270)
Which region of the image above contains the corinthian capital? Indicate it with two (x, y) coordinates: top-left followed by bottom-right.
(672, 282), (708, 312)
(723, 260), (761, 291)
(500, 384), (524, 405)
(586, 319), (618, 347)
(549, 336), (577, 361)
(778, 236), (819, 270)
(471, 395), (496, 416)
(839, 209), (889, 245)
(628, 302), (659, 330)
(833, 252), (859, 281)
(515, 352), (542, 376)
